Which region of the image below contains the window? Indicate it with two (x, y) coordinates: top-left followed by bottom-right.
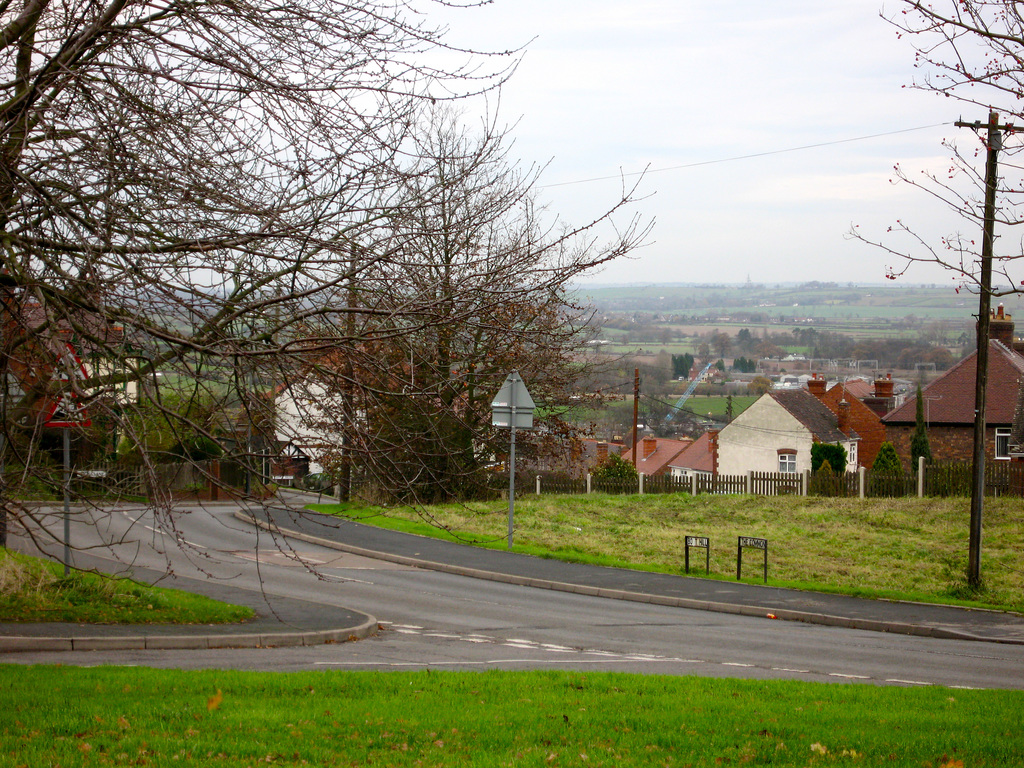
(847, 442), (857, 468)
(778, 450), (796, 474)
(995, 428), (1012, 460)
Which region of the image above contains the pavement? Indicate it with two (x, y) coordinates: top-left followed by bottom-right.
(4, 498), (1024, 653)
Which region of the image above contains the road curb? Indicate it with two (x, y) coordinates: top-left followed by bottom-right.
(237, 512), (1024, 646)
(0, 600), (378, 654)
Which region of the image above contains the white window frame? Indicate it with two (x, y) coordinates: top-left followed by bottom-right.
(995, 427), (1012, 460)
(778, 451), (797, 474)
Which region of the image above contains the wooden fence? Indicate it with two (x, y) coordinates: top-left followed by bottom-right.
(529, 460), (1024, 499)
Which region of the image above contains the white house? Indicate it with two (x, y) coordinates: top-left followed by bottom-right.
(715, 389), (858, 475)
(273, 380), (347, 476)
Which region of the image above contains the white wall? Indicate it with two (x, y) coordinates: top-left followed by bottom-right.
(274, 382), (343, 475)
(716, 395), (814, 475)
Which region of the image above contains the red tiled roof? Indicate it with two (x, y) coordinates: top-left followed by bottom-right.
(622, 437), (691, 476)
(883, 341), (1024, 426)
(839, 378), (874, 400)
(668, 432), (714, 473)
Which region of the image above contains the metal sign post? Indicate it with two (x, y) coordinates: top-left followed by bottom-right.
(491, 372), (535, 549)
(63, 428), (71, 576)
(43, 342), (92, 576)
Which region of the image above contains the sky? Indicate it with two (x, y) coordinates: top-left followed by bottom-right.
(430, 0), (996, 287)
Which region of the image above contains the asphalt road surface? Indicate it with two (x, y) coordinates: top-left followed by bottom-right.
(6, 500), (1024, 690)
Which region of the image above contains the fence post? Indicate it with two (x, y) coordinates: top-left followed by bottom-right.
(536, 475), (541, 495)
(917, 456), (925, 498)
(639, 472), (645, 495)
(747, 470), (753, 495)
(586, 473), (592, 494)
(803, 469), (810, 497)
(858, 466), (866, 499)
(691, 473), (697, 496)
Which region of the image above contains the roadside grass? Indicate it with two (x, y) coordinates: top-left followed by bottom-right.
(311, 494), (1024, 613)
(0, 549), (253, 624)
(2, 666), (1021, 767)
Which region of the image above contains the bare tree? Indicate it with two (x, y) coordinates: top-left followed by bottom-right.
(852, 1), (1024, 295)
(277, 108), (648, 504)
(0, 0), (526, 560)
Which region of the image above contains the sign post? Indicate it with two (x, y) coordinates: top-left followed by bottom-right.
(491, 372), (535, 549)
(44, 343), (91, 576)
(685, 535), (710, 574)
(737, 536), (768, 583)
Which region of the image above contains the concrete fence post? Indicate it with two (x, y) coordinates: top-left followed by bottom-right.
(803, 469), (810, 497)
(747, 470), (753, 495)
(858, 466), (866, 499)
(536, 475), (541, 495)
(691, 473), (697, 496)
(586, 473), (592, 494)
(639, 472), (645, 495)
(918, 456), (925, 498)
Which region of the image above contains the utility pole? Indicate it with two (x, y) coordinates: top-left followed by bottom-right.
(955, 110), (1014, 589)
(631, 368), (639, 467)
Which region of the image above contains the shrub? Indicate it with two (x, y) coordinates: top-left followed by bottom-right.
(811, 443), (847, 474)
(872, 441), (903, 473)
(591, 454), (638, 482)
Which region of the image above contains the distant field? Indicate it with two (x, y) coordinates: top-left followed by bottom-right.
(683, 394), (758, 418)
(576, 282), (1024, 323)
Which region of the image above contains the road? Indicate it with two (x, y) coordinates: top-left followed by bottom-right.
(6, 500), (1024, 689)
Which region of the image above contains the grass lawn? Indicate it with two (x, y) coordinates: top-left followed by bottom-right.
(1, 666), (1021, 766)
(0, 549), (253, 624)
(311, 494), (1024, 613)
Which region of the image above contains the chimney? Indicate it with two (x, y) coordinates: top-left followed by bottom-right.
(874, 373), (894, 399)
(990, 304), (1015, 346)
(807, 373), (827, 398)
(596, 442), (608, 464)
(642, 435), (657, 459)
(707, 429), (719, 475)
(837, 399), (851, 434)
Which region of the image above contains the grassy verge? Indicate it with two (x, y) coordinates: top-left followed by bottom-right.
(1, 666), (1020, 766)
(311, 494), (1024, 613)
(0, 549), (254, 624)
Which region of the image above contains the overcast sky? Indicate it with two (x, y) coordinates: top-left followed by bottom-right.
(433, 0), (994, 287)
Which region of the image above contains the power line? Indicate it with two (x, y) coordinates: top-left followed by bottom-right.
(540, 122), (952, 189)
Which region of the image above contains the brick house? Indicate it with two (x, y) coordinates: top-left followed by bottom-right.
(882, 307), (1024, 464)
(807, 374), (888, 469)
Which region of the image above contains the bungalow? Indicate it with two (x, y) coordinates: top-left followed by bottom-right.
(715, 389), (859, 475)
(667, 431), (715, 480)
(621, 435), (692, 477)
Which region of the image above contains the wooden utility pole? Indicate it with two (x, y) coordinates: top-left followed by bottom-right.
(631, 368), (639, 467)
(955, 111), (1014, 589)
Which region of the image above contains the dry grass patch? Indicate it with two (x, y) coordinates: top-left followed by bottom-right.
(331, 494), (1024, 612)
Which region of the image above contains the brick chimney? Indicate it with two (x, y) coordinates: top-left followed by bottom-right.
(642, 435), (657, 459)
(990, 304), (1015, 346)
(874, 373), (894, 399)
(837, 399), (851, 434)
(707, 429), (719, 475)
(807, 373), (827, 398)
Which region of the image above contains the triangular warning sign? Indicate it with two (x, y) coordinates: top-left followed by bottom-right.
(44, 395), (91, 428)
(43, 342), (91, 428)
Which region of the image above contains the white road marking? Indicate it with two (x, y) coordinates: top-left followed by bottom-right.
(373, 625), (946, 687)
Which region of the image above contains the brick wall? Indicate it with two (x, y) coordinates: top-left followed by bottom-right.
(886, 424), (1003, 465)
